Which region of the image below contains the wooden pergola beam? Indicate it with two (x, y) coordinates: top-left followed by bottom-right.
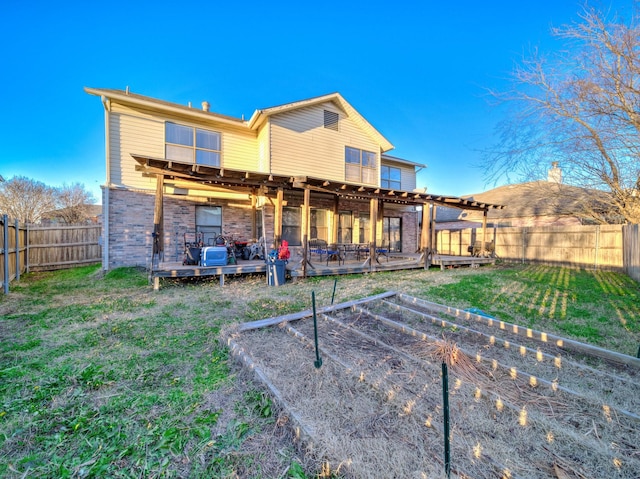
(152, 174), (164, 268)
(274, 188), (284, 248)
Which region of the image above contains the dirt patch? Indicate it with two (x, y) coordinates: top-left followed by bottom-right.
(224, 292), (640, 479)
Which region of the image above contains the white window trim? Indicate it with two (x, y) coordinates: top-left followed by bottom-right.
(381, 165), (401, 190)
(345, 146), (377, 185)
(165, 122), (222, 166)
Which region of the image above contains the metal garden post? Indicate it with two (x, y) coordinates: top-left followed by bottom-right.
(331, 278), (337, 305)
(442, 361), (451, 478)
(312, 291), (322, 369)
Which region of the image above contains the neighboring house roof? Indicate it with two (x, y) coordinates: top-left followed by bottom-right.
(247, 92), (394, 152)
(41, 204), (102, 224)
(459, 181), (609, 225)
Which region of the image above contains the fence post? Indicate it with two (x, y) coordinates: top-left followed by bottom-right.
(25, 223), (30, 273)
(15, 218), (20, 281)
(594, 225), (600, 271)
(3, 214), (8, 294)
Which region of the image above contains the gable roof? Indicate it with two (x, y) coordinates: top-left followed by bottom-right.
(85, 88), (395, 153)
(246, 92), (394, 152)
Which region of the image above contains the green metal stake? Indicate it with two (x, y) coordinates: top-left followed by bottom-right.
(312, 291), (322, 369)
(331, 278), (337, 305)
(442, 362), (451, 479)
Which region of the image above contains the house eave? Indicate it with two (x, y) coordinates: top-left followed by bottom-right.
(84, 87), (248, 129)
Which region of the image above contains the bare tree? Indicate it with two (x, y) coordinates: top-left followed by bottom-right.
(55, 182), (96, 224)
(0, 176), (58, 224)
(485, 4), (640, 224)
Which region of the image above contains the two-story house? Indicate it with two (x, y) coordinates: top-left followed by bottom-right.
(86, 87), (496, 272)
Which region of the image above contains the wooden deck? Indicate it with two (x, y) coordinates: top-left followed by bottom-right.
(150, 252), (496, 289)
(432, 254), (496, 270)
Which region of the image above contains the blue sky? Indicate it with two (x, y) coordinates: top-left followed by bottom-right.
(1, 1), (631, 204)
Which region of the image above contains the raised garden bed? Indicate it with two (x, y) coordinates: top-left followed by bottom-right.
(223, 292), (640, 478)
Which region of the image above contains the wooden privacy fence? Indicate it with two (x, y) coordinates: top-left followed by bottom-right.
(1, 215), (102, 293)
(623, 224), (640, 282)
(0, 215), (27, 294)
(437, 224), (628, 271)
(27, 224), (102, 271)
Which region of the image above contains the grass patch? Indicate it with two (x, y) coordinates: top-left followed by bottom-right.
(423, 264), (640, 352)
(1, 262), (638, 477)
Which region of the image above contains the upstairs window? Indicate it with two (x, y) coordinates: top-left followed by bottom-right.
(345, 146), (377, 185)
(381, 166), (401, 190)
(165, 122), (221, 167)
(324, 110), (339, 131)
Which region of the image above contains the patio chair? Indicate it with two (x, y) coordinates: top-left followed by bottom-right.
(308, 238), (328, 263)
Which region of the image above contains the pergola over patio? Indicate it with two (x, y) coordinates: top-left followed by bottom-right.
(132, 154), (505, 274)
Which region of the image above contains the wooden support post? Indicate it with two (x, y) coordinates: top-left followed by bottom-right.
(302, 188), (310, 244)
(153, 276), (160, 291)
(378, 200), (384, 250)
(428, 203), (434, 268)
(431, 204), (438, 255)
(152, 174), (164, 270)
(274, 188), (283, 249)
(422, 203), (433, 269)
(250, 194), (257, 241)
(302, 188), (311, 278)
(332, 196), (340, 244)
(369, 198), (378, 271)
(481, 209), (488, 257)
(421, 204), (429, 252)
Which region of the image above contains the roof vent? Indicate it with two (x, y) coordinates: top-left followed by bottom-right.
(202, 101), (210, 112)
(324, 110), (339, 131)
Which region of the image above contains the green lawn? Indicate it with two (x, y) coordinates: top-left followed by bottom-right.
(1, 263), (638, 478)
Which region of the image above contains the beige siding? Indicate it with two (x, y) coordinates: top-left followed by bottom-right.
(270, 102), (381, 183)
(256, 123), (270, 172)
(109, 101), (258, 190)
(400, 166), (416, 191)
(221, 128), (257, 172)
(381, 159), (417, 191)
(109, 112), (163, 189)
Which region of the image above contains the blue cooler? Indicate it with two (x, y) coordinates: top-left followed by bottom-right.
(200, 246), (228, 266)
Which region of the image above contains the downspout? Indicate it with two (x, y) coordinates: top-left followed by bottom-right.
(101, 95), (111, 270)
